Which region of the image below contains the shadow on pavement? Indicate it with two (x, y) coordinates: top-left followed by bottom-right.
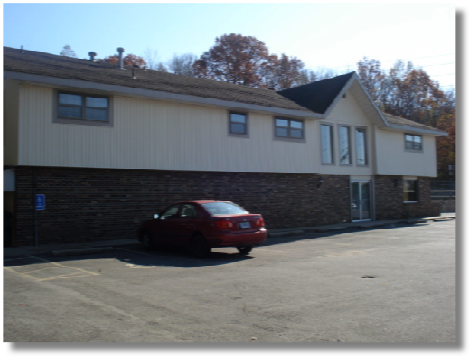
(4, 243), (254, 269)
(263, 221), (431, 246)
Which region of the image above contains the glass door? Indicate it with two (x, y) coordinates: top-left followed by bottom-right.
(352, 181), (371, 221)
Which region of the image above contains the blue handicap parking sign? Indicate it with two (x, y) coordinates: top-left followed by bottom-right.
(36, 194), (45, 211)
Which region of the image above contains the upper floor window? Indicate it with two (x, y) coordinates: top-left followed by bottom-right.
(405, 134), (422, 151)
(355, 127), (368, 166)
(320, 124), (334, 164)
(229, 112), (248, 136)
(275, 118), (304, 140)
(57, 91), (111, 126)
(339, 125), (352, 165)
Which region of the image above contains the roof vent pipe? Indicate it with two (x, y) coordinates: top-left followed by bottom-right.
(88, 52), (97, 61)
(116, 47), (125, 69)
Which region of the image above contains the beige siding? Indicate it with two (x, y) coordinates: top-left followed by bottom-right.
(4, 80), (20, 165)
(374, 128), (437, 177)
(318, 91), (374, 176)
(17, 85), (320, 173)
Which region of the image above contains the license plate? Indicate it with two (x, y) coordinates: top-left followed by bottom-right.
(239, 222), (250, 229)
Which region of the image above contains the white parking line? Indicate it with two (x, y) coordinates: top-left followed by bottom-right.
(4, 255), (100, 282)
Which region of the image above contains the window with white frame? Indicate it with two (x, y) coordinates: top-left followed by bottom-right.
(355, 127), (368, 166)
(320, 124), (334, 164)
(339, 125), (352, 165)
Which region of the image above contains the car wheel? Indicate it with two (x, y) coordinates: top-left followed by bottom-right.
(237, 245), (253, 255)
(192, 234), (211, 258)
(142, 231), (155, 251)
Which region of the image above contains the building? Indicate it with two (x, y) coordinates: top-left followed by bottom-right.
(3, 47), (446, 247)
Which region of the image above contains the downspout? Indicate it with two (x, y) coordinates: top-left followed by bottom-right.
(33, 169), (38, 247)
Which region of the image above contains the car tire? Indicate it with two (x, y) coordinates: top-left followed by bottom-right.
(237, 245), (253, 255)
(142, 231), (155, 251)
(192, 234), (211, 258)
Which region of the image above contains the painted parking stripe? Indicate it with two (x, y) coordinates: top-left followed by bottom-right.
(4, 255), (100, 281)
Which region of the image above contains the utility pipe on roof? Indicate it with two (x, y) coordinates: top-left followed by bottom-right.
(117, 47), (125, 69)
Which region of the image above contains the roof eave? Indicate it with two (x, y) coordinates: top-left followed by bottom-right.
(5, 71), (323, 119)
(380, 124), (448, 136)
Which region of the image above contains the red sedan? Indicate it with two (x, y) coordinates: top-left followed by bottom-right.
(137, 200), (267, 257)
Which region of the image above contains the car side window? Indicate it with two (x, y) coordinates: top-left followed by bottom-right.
(180, 204), (197, 218)
(160, 205), (181, 220)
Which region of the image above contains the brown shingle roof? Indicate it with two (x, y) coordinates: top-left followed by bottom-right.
(3, 47), (310, 112)
(382, 113), (440, 132)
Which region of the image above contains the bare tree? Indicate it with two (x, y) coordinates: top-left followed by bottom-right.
(60, 44), (77, 58)
(143, 47), (162, 70)
(169, 53), (197, 76)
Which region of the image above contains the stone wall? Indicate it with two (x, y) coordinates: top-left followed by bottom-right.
(13, 167), (351, 246)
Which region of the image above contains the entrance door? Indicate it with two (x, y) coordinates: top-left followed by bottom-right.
(352, 181), (371, 221)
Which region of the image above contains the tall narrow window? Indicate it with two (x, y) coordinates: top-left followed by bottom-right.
(355, 127), (368, 165)
(339, 126), (351, 165)
(320, 124), (334, 164)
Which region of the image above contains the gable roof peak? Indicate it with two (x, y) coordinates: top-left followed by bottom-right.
(277, 71), (356, 115)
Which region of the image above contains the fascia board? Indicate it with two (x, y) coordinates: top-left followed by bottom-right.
(380, 124), (448, 136)
(325, 72), (389, 126)
(4, 71), (322, 119)
(324, 72), (391, 129)
(322, 73), (356, 118)
(349, 74), (392, 127)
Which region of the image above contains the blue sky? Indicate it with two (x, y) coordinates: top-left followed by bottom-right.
(3, 2), (456, 90)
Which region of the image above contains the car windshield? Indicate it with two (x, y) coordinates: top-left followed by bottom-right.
(202, 202), (249, 216)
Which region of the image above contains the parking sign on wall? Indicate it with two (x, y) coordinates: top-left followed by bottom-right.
(35, 194), (45, 211)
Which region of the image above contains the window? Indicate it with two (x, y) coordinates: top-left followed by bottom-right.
(180, 204), (197, 218)
(57, 91), (110, 125)
(229, 112), (248, 136)
(202, 201), (249, 216)
(320, 124), (334, 164)
(355, 127), (368, 166)
(405, 134), (422, 151)
(275, 118), (304, 140)
(404, 180), (418, 202)
(339, 126), (352, 165)
(160, 204), (181, 219)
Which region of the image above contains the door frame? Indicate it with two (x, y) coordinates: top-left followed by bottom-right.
(351, 178), (373, 222)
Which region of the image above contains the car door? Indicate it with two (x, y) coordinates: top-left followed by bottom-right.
(154, 203), (182, 245)
(174, 203), (198, 247)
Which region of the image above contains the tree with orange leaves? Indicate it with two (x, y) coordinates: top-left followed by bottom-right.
(193, 33), (269, 87)
(102, 53), (147, 68)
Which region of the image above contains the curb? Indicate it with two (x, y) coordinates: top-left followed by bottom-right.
(267, 216), (454, 238)
(268, 229), (305, 238)
(51, 247), (115, 257)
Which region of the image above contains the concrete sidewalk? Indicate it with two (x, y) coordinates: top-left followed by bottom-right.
(3, 213), (455, 259)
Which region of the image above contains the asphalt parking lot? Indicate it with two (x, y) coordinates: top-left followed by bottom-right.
(4, 218), (456, 343)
